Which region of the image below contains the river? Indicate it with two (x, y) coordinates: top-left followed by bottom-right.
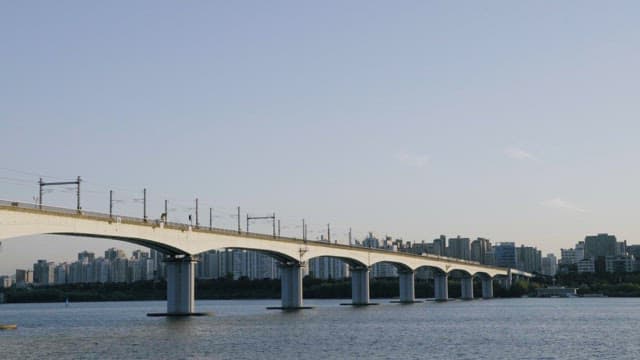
(1, 298), (639, 359)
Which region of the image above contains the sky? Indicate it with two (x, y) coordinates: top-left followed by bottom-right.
(1, 1), (640, 275)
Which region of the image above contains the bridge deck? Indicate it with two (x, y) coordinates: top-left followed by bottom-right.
(0, 199), (530, 277)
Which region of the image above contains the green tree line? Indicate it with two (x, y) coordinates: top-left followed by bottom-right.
(1, 276), (543, 303)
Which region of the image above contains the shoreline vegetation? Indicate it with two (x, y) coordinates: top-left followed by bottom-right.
(1, 277), (516, 303)
(2, 273), (640, 303)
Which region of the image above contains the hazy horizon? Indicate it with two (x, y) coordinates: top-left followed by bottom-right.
(2, 1), (640, 274)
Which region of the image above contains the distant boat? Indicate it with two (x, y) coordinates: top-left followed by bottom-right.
(0, 324), (17, 330)
(536, 286), (578, 298)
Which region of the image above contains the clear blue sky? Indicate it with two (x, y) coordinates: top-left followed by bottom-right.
(1, 1), (639, 274)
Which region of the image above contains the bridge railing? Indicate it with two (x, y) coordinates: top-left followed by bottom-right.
(0, 199), (508, 271)
(0, 199), (326, 243)
(0, 199), (281, 238)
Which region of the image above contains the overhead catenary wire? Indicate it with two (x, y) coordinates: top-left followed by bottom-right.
(0, 167), (398, 245)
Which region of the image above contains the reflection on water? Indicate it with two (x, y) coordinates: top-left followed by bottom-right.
(2, 298), (640, 359)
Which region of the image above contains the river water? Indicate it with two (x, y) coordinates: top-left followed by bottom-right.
(1, 298), (639, 359)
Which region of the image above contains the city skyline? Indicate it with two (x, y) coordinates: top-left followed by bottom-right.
(0, 174), (636, 275)
(1, 231), (627, 280)
(3, 2), (640, 273)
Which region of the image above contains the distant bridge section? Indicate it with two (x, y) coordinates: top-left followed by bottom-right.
(0, 200), (530, 315)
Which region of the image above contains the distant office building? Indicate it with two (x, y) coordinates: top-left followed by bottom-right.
(197, 250), (221, 279)
(0, 276), (12, 288)
(130, 258), (154, 282)
(105, 248), (127, 261)
(225, 249), (279, 280)
(606, 255), (634, 273)
(559, 241), (585, 267)
(559, 248), (576, 265)
(516, 246), (542, 273)
(15, 269), (33, 287)
(309, 256), (349, 280)
(406, 241), (429, 255)
(447, 236), (471, 260)
(33, 260), (55, 285)
(627, 245), (640, 259)
(494, 242), (517, 268)
(150, 249), (165, 280)
(131, 250), (149, 261)
(471, 238), (492, 264)
(432, 235), (447, 256)
(94, 258), (110, 283)
(54, 263), (68, 284)
(615, 241), (628, 256)
(67, 261), (82, 283)
(247, 251), (278, 280)
(371, 262), (398, 278)
(423, 243), (437, 255)
(485, 247), (495, 266)
(584, 234), (617, 259)
(575, 241), (585, 262)
(362, 233), (380, 249)
(77, 251), (95, 263)
(541, 254), (558, 276)
(576, 258), (595, 273)
(110, 258), (129, 283)
(217, 249), (235, 278)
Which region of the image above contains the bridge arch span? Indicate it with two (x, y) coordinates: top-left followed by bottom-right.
(369, 259), (412, 273)
(305, 254), (366, 268)
(448, 268), (474, 277)
(195, 247), (297, 264)
(0, 231), (189, 256)
(472, 271), (493, 280)
(414, 264), (447, 274)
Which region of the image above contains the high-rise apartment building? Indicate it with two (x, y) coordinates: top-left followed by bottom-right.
(516, 246), (542, 273)
(309, 256), (349, 280)
(541, 254), (557, 276)
(15, 269), (33, 287)
(447, 236), (471, 260)
(471, 238), (492, 264)
(432, 235), (446, 256)
(33, 259), (55, 285)
(494, 242), (517, 268)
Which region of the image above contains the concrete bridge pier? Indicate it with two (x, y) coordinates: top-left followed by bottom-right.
(434, 271), (449, 302)
(342, 266), (377, 306)
(460, 275), (474, 300)
(149, 255), (207, 316)
(393, 270), (421, 303)
(482, 277), (494, 299)
(268, 262), (311, 310)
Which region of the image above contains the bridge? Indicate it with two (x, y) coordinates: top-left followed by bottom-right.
(0, 200), (531, 315)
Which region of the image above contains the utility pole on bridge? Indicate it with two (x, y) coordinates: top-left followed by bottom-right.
(246, 213), (276, 237)
(302, 219), (306, 241)
(38, 176), (82, 211)
(143, 188), (147, 222)
(195, 198), (199, 228)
